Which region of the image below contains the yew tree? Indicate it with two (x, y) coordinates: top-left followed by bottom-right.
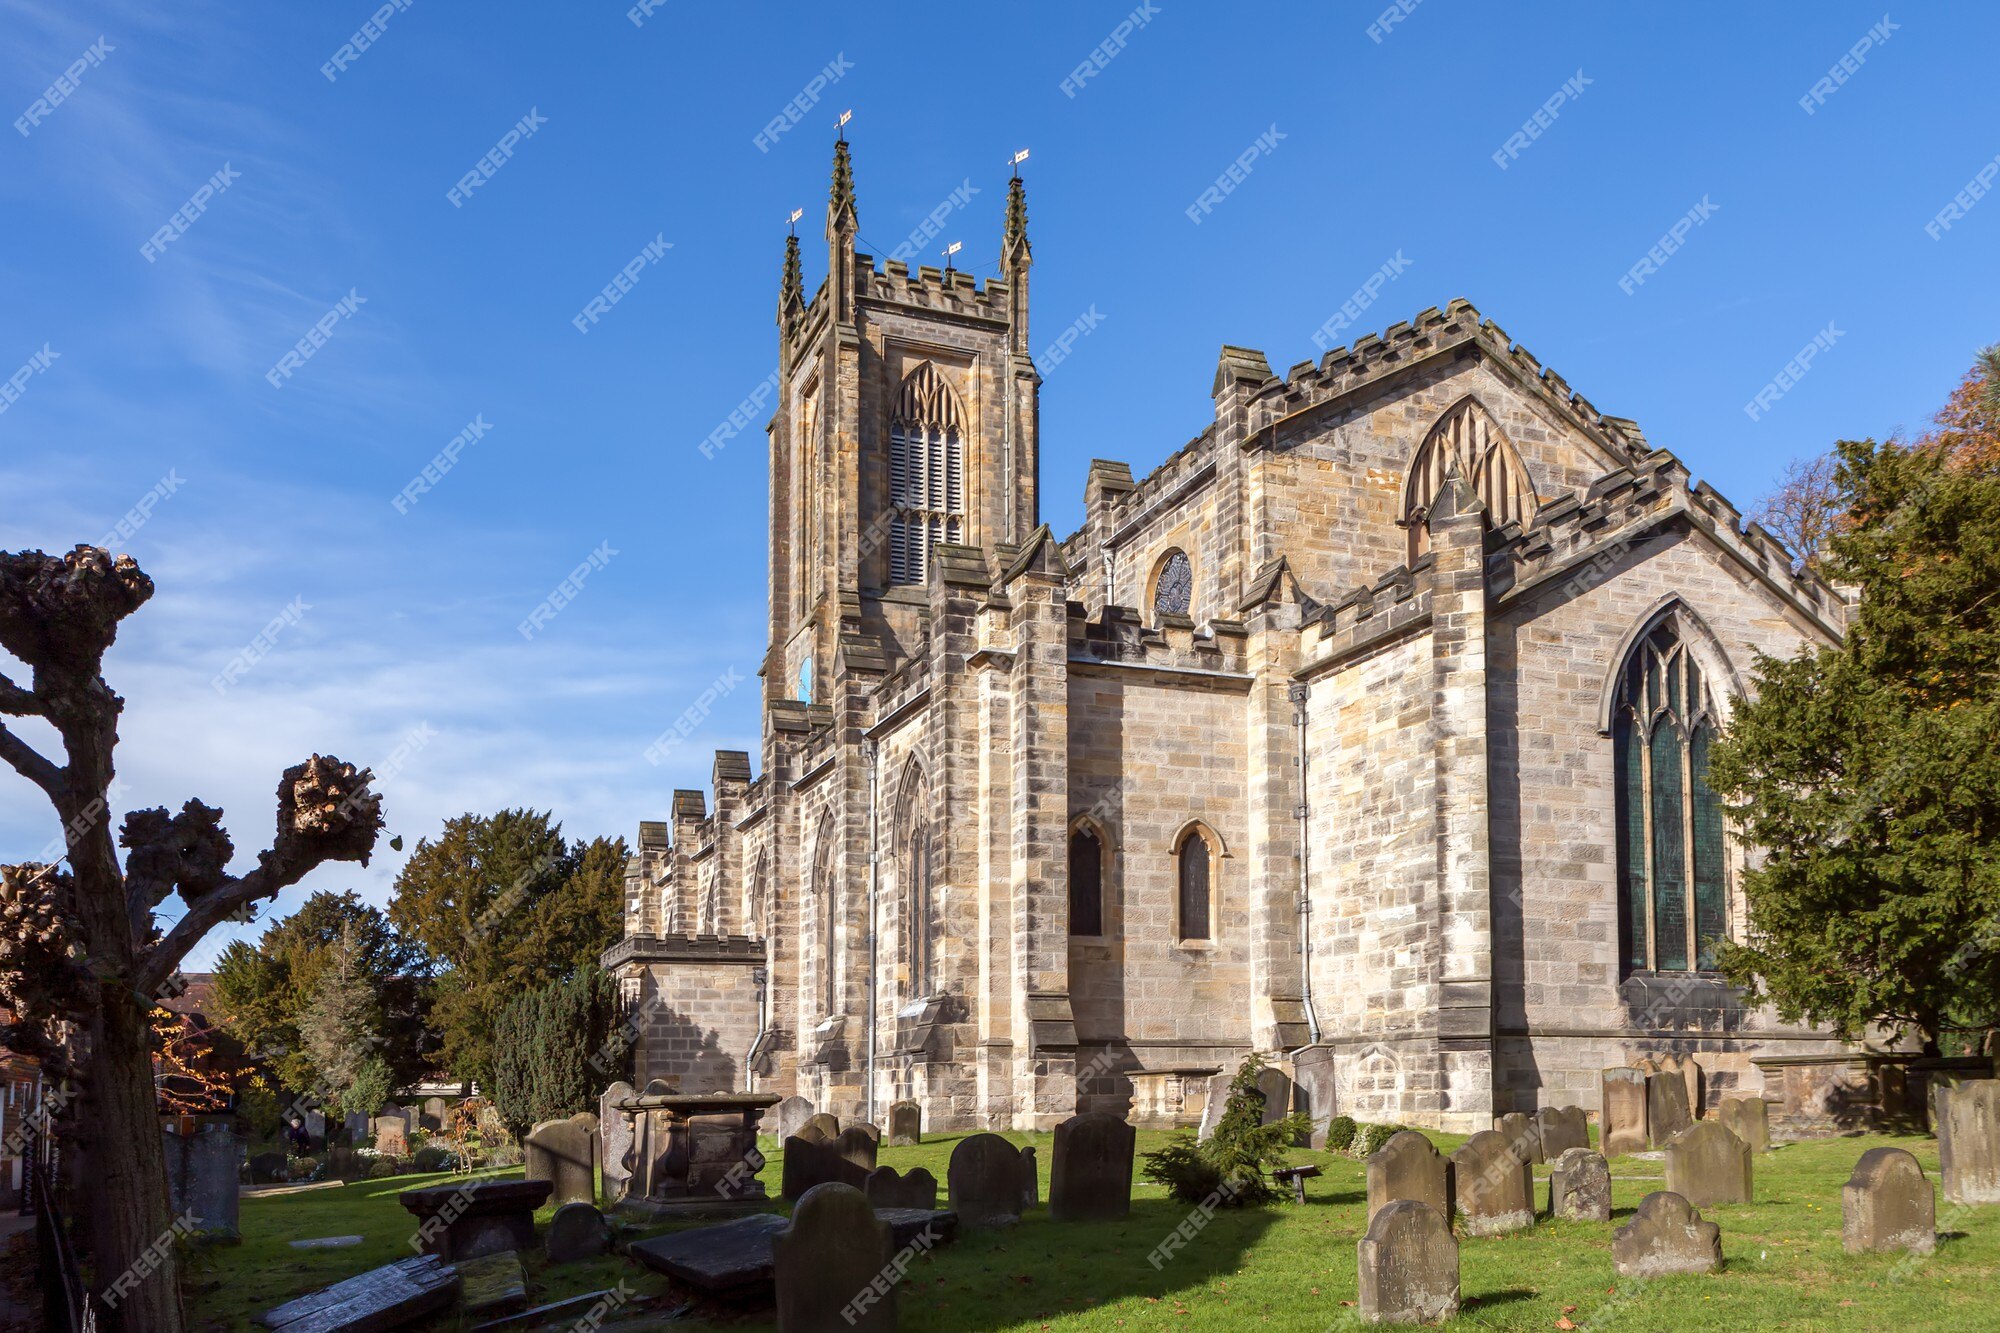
(0, 546), (383, 1333)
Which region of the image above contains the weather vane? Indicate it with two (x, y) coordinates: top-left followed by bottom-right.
(836, 109), (852, 141)
(1011, 148), (1030, 177)
(942, 240), (962, 274)
(787, 207), (803, 236)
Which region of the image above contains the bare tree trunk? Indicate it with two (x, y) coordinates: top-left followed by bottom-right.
(89, 987), (182, 1333)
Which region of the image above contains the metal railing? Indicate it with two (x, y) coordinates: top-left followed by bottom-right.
(28, 1141), (96, 1333)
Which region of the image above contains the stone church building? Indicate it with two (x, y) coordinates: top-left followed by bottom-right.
(604, 141), (1849, 1134)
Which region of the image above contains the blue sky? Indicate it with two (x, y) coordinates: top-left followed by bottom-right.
(3, 1), (1996, 967)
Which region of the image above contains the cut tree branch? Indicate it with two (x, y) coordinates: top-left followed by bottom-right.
(0, 671), (43, 717)
(0, 717), (63, 799)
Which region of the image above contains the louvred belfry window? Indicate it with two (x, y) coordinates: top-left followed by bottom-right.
(1613, 618), (1730, 974)
(888, 361), (966, 585)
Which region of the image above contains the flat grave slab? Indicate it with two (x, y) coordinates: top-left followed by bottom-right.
(455, 1250), (528, 1319)
(873, 1207), (958, 1251)
(628, 1213), (787, 1293)
(256, 1254), (460, 1333)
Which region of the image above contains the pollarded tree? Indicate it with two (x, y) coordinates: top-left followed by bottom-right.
(0, 546), (382, 1333)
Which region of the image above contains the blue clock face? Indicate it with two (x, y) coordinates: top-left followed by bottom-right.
(797, 655), (813, 704)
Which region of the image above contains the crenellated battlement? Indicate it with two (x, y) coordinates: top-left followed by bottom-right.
(1065, 600), (1251, 678)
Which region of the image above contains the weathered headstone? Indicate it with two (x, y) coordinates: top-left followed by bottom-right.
(1449, 1130), (1533, 1236)
(1366, 1130), (1452, 1226)
(772, 1094), (816, 1141)
(1646, 1071), (1692, 1148)
(524, 1117), (597, 1208)
(457, 1250), (527, 1319)
(546, 1201), (612, 1264)
(1843, 1146), (1936, 1255)
(836, 1125), (879, 1172)
(1195, 1072), (1232, 1141)
(422, 1096), (448, 1127)
(1256, 1065), (1303, 1142)
(248, 1151), (288, 1184)
(1665, 1121), (1752, 1208)
(343, 1110), (369, 1144)
(888, 1100), (922, 1146)
(864, 1165), (939, 1211)
(1548, 1147), (1611, 1222)
(257, 1255), (460, 1333)
(1632, 1056), (1661, 1076)
(1020, 1145), (1039, 1208)
(1536, 1106), (1589, 1160)
(642, 1078), (674, 1095)
(1601, 1068), (1650, 1156)
(774, 1183), (896, 1332)
(1613, 1191), (1722, 1277)
(781, 1134), (870, 1200)
(1494, 1111), (1543, 1165)
(371, 1116), (408, 1157)
(800, 1112), (841, 1145)
(1718, 1095), (1771, 1154)
(1938, 1079), (2000, 1205)
(598, 1080), (636, 1204)
(1662, 1054), (1705, 1118)
(1356, 1200), (1458, 1326)
(948, 1133), (1027, 1228)
(163, 1121), (242, 1241)
(1050, 1112), (1135, 1223)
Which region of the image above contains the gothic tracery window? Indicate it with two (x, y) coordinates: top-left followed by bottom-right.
(900, 765), (936, 995)
(811, 836), (837, 1014)
(1402, 397), (1539, 563)
(1152, 548), (1193, 620)
(888, 362), (966, 585)
(1176, 827), (1212, 942)
(1613, 617), (1729, 974)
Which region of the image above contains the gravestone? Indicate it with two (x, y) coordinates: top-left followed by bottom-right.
(1937, 1079), (2000, 1205)
(1020, 1145), (1039, 1208)
(422, 1096), (448, 1127)
(1449, 1130), (1533, 1236)
(302, 1110), (325, 1144)
(1665, 1121), (1752, 1208)
(257, 1255), (460, 1333)
(864, 1165), (939, 1211)
(1718, 1095), (1771, 1154)
(1646, 1072), (1693, 1148)
(343, 1110), (369, 1144)
(774, 1183), (896, 1333)
(400, 1179), (551, 1261)
(546, 1201), (612, 1264)
(888, 1100), (922, 1146)
(1843, 1146), (1936, 1255)
(248, 1151), (288, 1184)
(1050, 1112), (1135, 1223)
(773, 1095), (817, 1141)
(524, 1117), (597, 1208)
(642, 1079), (674, 1095)
(1356, 1200), (1458, 1326)
(372, 1116), (408, 1157)
(836, 1125), (880, 1172)
(800, 1112), (841, 1145)
(1633, 1056), (1661, 1076)
(1256, 1065), (1304, 1143)
(1195, 1072), (1232, 1141)
(1601, 1068), (1650, 1156)
(1366, 1130), (1452, 1226)
(1494, 1111), (1543, 1165)
(1548, 1147), (1611, 1222)
(1613, 1191), (1722, 1277)
(598, 1080), (636, 1204)
(163, 1121), (241, 1241)
(1662, 1054), (1705, 1118)
(948, 1133), (1027, 1228)
(781, 1134), (870, 1200)
(1536, 1106), (1589, 1159)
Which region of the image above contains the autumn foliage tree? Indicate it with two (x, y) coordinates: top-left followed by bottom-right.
(0, 546), (383, 1333)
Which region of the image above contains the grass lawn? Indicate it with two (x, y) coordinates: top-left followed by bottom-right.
(186, 1128), (2000, 1331)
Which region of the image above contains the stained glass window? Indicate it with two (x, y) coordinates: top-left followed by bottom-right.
(1153, 549), (1193, 619)
(1612, 618), (1731, 974)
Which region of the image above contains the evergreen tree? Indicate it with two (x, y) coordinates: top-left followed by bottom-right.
(1710, 352), (2000, 1055)
(300, 923), (389, 1116)
(489, 967), (622, 1135)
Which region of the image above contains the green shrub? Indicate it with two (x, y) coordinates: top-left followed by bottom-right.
(1323, 1115), (1358, 1154)
(1347, 1123), (1411, 1158)
(490, 967), (621, 1136)
(365, 1159), (399, 1179)
(410, 1146), (457, 1173)
(1141, 1055), (1312, 1206)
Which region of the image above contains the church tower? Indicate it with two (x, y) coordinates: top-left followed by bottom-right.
(766, 137), (1039, 710)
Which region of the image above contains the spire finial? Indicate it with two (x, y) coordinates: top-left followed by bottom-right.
(828, 131), (857, 235)
(778, 229), (803, 325)
(1004, 164), (1031, 269)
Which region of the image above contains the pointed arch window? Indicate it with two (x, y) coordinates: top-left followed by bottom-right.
(888, 362), (966, 585)
(1175, 827), (1213, 942)
(1613, 618), (1730, 974)
(811, 836), (837, 1014)
(1401, 397), (1539, 563)
(1068, 824), (1104, 937)
(1151, 548), (1193, 620)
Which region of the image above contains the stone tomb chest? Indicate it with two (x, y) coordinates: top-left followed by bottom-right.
(613, 1090), (781, 1205)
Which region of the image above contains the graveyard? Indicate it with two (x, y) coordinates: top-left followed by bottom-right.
(179, 1121), (2000, 1331)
